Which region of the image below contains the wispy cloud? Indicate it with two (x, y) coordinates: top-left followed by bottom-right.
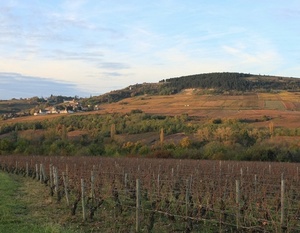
(0, 1), (299, 99)
(98, 62), (130, 70)
(100, 72), (122, 77)
(0, 72), (86, 99)
(45, 50), (103, 62)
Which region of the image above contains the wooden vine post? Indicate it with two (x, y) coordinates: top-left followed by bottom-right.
(26, 162), (29, 177)
(62, 172), (69, 206)
(157, 174), (160, 197)
(280, 174), (285, 228)
(40, 164), (46, 183)
(235, 180), (241, 230)
(39, 164), (43, 182)
(49, 164), (53, 188)
(81, 178), (86, 221)
(35, 164), (39, 180)
(54, 167), (59, 196)
(90, 170), (95, 199)
(185, 178), (191, 218)
(124, 173), (128, 194)
(254, 174), (257, 200)
(136, 179), (141, 232)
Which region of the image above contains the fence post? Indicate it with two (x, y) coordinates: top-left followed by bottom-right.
(236, 180), (240, 230)
(26, 162), (29, 177)
(254, 174), (257, 200)
(54, 167), (59, 194)
(280, 175), (285, 228)
(54, 167), (60, 200)
(185, 178), (191, 218)
(65, 164), (69, 177)
(35, 164), (39, 180)
(42, 164), (46, 183)
(81, 178), (86, 221)
(240, 168), (243, 185)
(62, 172), (70, 206)
(52, 166), (57, 192)
(124, 173), (128, 194)
(39, 164), (43, 183)
(157, 174), (160, 197)
(91, 170), (95, 199)
(171, 168), (174, 188)
(136, 179), (141, 232)
(49, 164), (53, 188)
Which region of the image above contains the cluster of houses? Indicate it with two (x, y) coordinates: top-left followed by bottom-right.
(34, 107), (70, 115)
(1, 98), (101, 120)
(33, 99), (99, 116)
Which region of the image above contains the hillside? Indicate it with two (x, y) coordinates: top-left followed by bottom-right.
(1, 72), (300, 117)
(95, 90), (300, 128)
(84, 72), (300, 106)
(1, 93), (300, 161)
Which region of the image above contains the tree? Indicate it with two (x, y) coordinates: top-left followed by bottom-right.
(61, 125), (68, 141)
(269, 121), (274, 138)
(214, 127), (233, 142)
(196, 127), (211, 142)
(160, 128), (164, 145)
(110, 124), (116, 140)
(0, 139), (14, 153)
(180, 137), (191, 148)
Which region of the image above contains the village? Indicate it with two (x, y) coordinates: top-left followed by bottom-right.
(0, 96), (100, 120)
(33, 99), (99, 115)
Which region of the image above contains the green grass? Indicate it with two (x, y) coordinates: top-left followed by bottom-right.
(0, 172), (76, 233)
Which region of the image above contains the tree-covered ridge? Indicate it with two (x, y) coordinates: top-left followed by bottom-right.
(162, 72), (252, 92)
(162, 72), (300, 93)
(86, 72), (300, 105)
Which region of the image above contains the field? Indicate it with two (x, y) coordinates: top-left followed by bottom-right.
(1, 156), (300, 232)
(96, 91), (300, 128)
(3, 90), (300, 129)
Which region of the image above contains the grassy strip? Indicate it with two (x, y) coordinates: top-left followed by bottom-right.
(0, 172), (77, 233)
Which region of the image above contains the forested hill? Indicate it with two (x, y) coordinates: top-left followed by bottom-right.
(86, 72), (300, 105)
(161, 72), (300, 93)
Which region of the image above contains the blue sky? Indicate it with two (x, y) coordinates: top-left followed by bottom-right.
(0, 0), (299, 99)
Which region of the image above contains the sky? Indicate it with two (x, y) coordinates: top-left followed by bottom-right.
(0, 0), (300, 100)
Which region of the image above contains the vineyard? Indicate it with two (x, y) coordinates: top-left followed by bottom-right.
(1, 156), (300, 232)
